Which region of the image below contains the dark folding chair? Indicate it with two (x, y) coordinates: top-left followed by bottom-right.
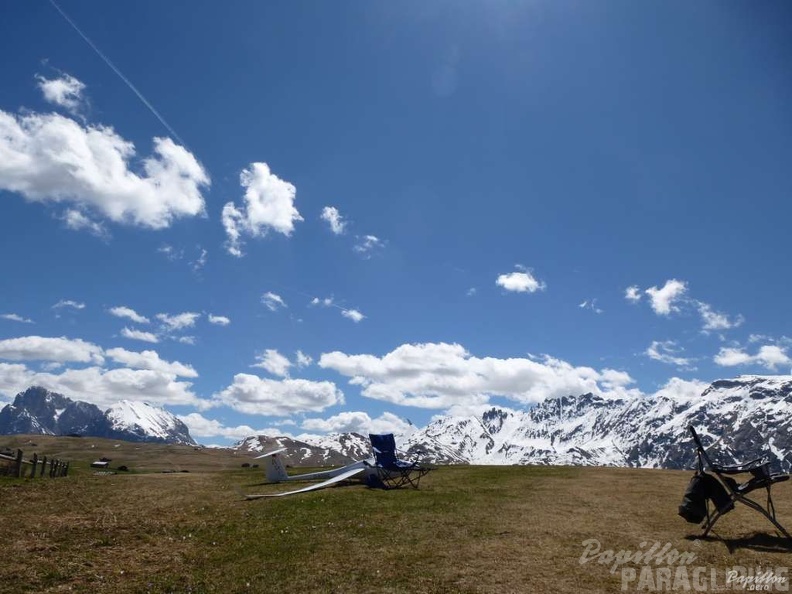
(368, 433), (432, 489)
(688, 425), (790, 540)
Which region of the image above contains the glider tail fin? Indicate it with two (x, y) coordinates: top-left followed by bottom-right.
(260, 450), (290, 482)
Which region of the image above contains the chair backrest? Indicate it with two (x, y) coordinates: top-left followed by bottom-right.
(369, 433), (399, 465)
(689, 426), (715, 472)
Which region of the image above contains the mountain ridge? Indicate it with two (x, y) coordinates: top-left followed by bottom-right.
(0, 386), (196, 445)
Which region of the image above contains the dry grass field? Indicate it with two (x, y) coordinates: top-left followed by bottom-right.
(1, 435), (790, 593)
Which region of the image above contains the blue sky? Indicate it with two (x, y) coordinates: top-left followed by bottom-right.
(0, 1), (790, 444)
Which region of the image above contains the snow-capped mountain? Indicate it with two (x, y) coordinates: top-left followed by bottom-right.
(402, 375), (792, 471)
(0, 386), (196, 445)
(235, 432), (371, 466)
(232, 375), (792, 472)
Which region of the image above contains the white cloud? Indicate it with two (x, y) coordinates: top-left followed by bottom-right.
(295, 350), (313, 368)
(301, 411), (410, 435)
(62, 209), (108, 238)
(0, 336), (104, 364)
(625, 286), (641, 303)
(466, 288), (477, 297)
(341, 309), (365, 323)
(108, 306), (149, 324)
(353, 235), (384, 257)
(121, 327), (159, 344)
(645, 341), (694, 369)
(579, 299), (603, 314)
(191, 248), (208, 272)
(320, 206), (347, 235)
(105, 347), (198, 378)
(156, 312), (200, 331)
(0, 110), (209, 229)
(1, 314), (34, 324)
(208, 314), (230, 326)
(176, 336), (197, 346)
(222, 163), (302, 256)
(177, 413), (262, 440)
(714, 345), (791, 370)
(36, 73), (86, 114)
(214, 373), (343, 416)
(496, 268), (546, 294)
(53, 299), (85, 310)
(310, 296), (335, 307)
(158, 244), (183, 261)
(644, 279), (687, 315)
(696, 302), (744, 332)
(0, 362), (202, 409)
(319, 342), (636, 409)
(652, 377), (709, 402)
(262, 292), (287, 312)
(252, 349), (292, 378)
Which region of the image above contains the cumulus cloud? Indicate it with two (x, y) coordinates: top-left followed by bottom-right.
(0, 110), (209, 230)
(262, 292), (287, 312)
(625, 286), (641, 303)
(696, 302), (744, 332)
(222, 163), (302, 256)
(321, 206), (346, 235)
(645, 341), (694, 369)
(252, 349), (292, 378)
(644, 279), (687, 315)
(0, 335), (104, 365)
(121, 327), (159, 344)
(1, 314), (34, 324)
(714, 345), (791, 370)
(62, 209), (108, 238)
(177, 413), (263, 440)
(213, 373), (343, 416)
(108, 306), (149, 324)
(208, 314), (230, 326)
(496, 267), (546, 294)
(652, 377), (709, 402)
(105, 347), (197, 378)
(295, 350), (313, 368)
(156, 312), (200, 332)
(341, 309), (365, 323)
(301, 411), (410, 435)
(0, 362), (202, 409)
(36, 73), (86, 114)
(319, 342), (636, 409)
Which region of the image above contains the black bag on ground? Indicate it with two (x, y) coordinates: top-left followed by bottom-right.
(678, 472), (733, 523)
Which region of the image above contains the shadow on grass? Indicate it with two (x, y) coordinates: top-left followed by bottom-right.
(685, 532), (792, 553)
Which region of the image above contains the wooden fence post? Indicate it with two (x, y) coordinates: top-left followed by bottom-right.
(40, 456), (47, 478)
(14, 449), (23, 478)
(30, 453), (38, 479)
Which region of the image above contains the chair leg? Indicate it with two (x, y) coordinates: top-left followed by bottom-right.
(737, 496), (792, 541)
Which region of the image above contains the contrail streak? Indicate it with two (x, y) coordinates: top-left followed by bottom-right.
(49, 0), (187, 147)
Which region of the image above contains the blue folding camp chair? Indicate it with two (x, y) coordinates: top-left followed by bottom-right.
(369, 433), (432, 489)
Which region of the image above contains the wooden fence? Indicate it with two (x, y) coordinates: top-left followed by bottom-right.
(0, 449), (69, 479)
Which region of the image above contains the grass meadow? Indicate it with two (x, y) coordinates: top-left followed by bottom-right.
(1, 435), (790, 593)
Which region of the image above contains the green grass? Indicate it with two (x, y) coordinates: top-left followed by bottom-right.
(1, 436), (791, 593)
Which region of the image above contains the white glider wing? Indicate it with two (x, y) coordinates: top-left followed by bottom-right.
(244, 466), (366, 499)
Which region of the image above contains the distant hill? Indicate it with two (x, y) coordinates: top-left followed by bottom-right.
(0, 386), (196, 445)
